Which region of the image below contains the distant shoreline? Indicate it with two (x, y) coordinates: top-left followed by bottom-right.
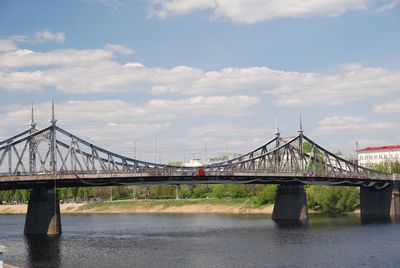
(0, 199), (359, 215)
(4, 263), (20, 268)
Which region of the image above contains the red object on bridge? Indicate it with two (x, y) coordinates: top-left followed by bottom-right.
(197, 167), (205, 177)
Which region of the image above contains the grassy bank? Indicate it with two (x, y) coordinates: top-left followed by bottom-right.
(0, 197), (359, 215)
(81, 198), (247, 209)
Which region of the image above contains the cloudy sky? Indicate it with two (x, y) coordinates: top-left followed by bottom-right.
(0, 0), (399, 163)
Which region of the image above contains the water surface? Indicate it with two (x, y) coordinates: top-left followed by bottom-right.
(1, 214), (400, 267)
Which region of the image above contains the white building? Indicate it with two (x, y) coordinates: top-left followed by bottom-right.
(182, 159), (203, 167)
(357, 145), (400, 168)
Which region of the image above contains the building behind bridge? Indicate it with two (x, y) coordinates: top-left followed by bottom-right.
(357, 145), (400, 168)
(182, 159), (203, 167)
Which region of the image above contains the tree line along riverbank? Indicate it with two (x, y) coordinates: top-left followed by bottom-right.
(0, 185), (359, 215)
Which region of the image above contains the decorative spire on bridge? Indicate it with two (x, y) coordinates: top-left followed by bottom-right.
(298, 112), (304, 135)
(275, 114), (281, 148)
(274, 114), (280, 138)
(28, 102), (36, 130)
(298, 112), (304, 171)
(49, 98), (57, 126)
(48, 98), (57, 174)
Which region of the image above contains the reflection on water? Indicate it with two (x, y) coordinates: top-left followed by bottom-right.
(272, 219), (308, 229)
(25, 235), (61, 267)
(361, 215), (393, 224)
(1, 214), (400, 268)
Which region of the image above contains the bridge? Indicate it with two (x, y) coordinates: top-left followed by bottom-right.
(1, 102), (399, 235)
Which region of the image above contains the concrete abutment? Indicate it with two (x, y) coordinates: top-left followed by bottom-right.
(24, 188), (61, 235)
(272, 184), (308, 223)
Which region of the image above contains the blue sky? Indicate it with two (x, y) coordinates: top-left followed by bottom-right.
(0, 0), (400, 162)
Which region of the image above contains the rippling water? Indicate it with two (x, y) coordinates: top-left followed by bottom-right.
(1, 213), (400, 267)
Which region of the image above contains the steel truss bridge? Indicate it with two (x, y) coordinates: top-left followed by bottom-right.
(0, 115), (394, 191)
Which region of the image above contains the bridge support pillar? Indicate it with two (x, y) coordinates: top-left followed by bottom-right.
(360, 182), (400, 223)
(272, 184), (308, 223)
(24, 188), (61, 235)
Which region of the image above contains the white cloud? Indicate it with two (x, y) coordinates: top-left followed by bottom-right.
(264, 63), (400, 107)
(184, 123), (242, 137)
(374, 0), (400, 12)
(1, 40), (399, 107)
(374, 99), (400, 114)
(91, 0), (122, 9)
(33, 30), (65, 43)
(316, 115), (399, 134)
(149, 0), (215, 18)
(11, 30), (65, 43)
(1, 46), (399, 106)
(0, 97), (258, 129)
(145, 95), (260, 117)
(148, 0), (398, 24)
(104, 44), (135, 55)
(184, 122), (271, 137)
(0, 97), (260, 161)
(317, 115), (367, 132)
(0, 47), (120, 69)
(0, 39), (18, 52)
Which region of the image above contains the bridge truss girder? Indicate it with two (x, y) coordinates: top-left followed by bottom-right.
(0, 124), (392, 189)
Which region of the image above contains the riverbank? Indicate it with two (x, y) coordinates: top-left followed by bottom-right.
(0, 199), (360, 215)
(4, 264), (20, 268)
(0, 199), (276, 215)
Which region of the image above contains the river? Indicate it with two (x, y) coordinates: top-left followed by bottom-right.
(1, 214), (400, 267)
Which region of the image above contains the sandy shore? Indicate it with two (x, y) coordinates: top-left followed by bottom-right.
(0, 202), (275, 215)
(4, 264), (20, 268)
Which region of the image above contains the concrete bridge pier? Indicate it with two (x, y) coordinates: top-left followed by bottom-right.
(360, 181), (400, 223)
(272, 183), (308, 223)
(24, 188), (62, 235)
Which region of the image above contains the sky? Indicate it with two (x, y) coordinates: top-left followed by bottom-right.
(0, 0), (400, 163)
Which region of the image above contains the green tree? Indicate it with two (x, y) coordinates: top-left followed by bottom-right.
(212, 185), (227, 199)
(131, 186), (141, 199)
(79, 187), (92, 201)
(254, 185), (277, 205)
(372, 161), (400, 173)
(311, 186), (359, 213)
(209, 155), (229, 162)
(14, 190), (29, 203)
(59, 188), (69, 202)
(305, 185), (318, 209)
(226, 185), (247, 198)
(70, 187), (79, 203)
(303, 141), (313, 153)
(150, 185), (175, 199)
(303, 141), (325, 172)
(192, 185), (211, 198)
(178, 185), (193, 199)
(1, 190), (15, 203)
